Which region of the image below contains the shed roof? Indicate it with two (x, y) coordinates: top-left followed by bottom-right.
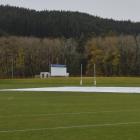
(51, 64), (66, 67)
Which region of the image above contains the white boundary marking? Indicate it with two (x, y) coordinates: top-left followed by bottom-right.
(0, 121), (140, 133)
(1, 87), (140, 93)
(0, 109), (139, 118)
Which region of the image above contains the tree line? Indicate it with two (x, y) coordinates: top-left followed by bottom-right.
(0, 37), (82, 77)
(86, 35), (140, 76)
(0, 36), (139, 78)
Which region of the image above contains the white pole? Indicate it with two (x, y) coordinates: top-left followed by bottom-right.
(94, 64), (96, 86)
(80, 64), (83, 86)
(49, 62), (51, 77)
(12, 56), (14, 79)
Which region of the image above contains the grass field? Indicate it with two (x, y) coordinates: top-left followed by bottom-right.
(0, 77), (140, 140)
(0, 77), (140, 89)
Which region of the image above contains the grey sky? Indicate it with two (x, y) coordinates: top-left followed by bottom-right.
(0, 0), (140, 21)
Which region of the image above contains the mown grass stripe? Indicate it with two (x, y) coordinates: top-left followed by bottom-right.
(0, 122), (140, 133)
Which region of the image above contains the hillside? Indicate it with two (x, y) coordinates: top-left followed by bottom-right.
(0, 6), (140, 77)
(0, 5), (140, 38)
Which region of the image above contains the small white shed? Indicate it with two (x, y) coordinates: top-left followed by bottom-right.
(51, 64), (69, 77)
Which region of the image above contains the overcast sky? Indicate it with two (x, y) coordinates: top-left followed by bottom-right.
(1, 0), (140, 22)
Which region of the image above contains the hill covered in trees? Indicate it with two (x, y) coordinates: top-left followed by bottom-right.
(0, 6), (140, 77)
(0, 5), (140, 38)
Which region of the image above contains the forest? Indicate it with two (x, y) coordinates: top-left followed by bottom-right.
(1, 5), (140, 38)
(0, 6), (140, 78)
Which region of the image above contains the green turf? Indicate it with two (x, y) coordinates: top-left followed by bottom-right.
(0, 77), (140, 89)
(0, 92), (140, 140)
(0, 77), (140, 140)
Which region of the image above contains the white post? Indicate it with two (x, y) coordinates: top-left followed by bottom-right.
(49, 63), (51, 77)
(80, 64), (83, 86)
(11, 56), (14, 79)
(94, 64), (96, 86)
